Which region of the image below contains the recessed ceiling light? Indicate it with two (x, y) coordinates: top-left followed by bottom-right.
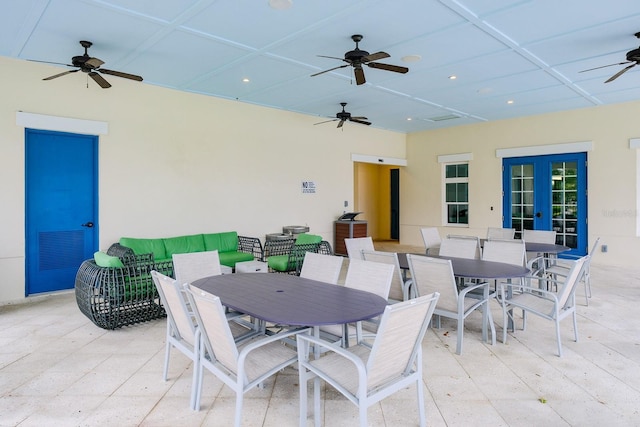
(401, 54), (421, 63)
(242, 78), (250, 83)
(449, 75), (457, 80)
(507, 100), (514, 104)
(407, 117), (412, 121)
(269, 0), (292, 10)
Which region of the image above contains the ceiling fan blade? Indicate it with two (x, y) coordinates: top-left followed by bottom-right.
(579, 61), (632, 73)
(43, 69), (79, 80)
(99, 68), (143, 81)
(337, 119), (346, 128)
(314, 118), (338, 125)
(349, 118), (371, 126)
(367, 62), (409, 74)
(85, 57), (105, 68)
(310, 64), (349, 77)
(605, 63), (636, 83)
(317, 55), (350, 63)
(29, 59), (74, 67)
(350, 116), (368, 121)
(362, 51), (390, 63)
(89, 71), (111, 88)
(354, 67), (366, 85)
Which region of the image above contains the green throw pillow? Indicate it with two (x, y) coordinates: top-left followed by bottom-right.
(94, 251), (124, 268)
(295, 233), (322, 244)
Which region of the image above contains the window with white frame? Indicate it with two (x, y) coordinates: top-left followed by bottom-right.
(444, 163), (469, 225)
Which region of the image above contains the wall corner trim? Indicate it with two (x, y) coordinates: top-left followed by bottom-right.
(351, 153), (407, 166)
(16, 111), (108, 135)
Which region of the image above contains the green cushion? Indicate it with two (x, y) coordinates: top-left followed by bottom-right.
(120, 237), (166, 260)
(163, 234), (205, 257)
(267, 254), (290, 271)
(203, 231), (239, 252)
(94, 251), (124, 268)
(295, 233), (322, 244)
(219, 251), (254, 267)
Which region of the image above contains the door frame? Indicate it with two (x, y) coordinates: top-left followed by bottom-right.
(17, 112), (107, 295)
(502, 152), (588, 257)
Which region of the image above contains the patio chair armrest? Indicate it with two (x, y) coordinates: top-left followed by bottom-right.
(458, 281), (490, 298)
(498, 281), (559, 303)
(296, 333), (367, 375)
(263, 238), (295, 258)
(238, 326), (310, 360)
(238, 235), (264, 261)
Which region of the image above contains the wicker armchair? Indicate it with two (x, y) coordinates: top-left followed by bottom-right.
(264, 237), (333, 275)
(75, 245), (171, 330)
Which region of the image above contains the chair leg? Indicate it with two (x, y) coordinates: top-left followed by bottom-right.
(555, 319), (563, 358)
(234, 392), (244, 427)
(573, 311), (579, 343)
(314, 377), (321, 427)
(485, 302), (496, 345)
(417, 379), (426, 427)
(299, 366), (308, 427)
(456, 316), (464, 355)
(163, 340), (171, 381)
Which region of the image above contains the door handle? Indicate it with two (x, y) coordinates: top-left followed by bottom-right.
(535, 212), (542, 218)
(81, 222), (94, 228)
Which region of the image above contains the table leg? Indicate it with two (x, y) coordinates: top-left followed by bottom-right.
(313, 326), (321, 427)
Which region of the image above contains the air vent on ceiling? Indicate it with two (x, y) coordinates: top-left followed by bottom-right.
(426, 114), (460, 122)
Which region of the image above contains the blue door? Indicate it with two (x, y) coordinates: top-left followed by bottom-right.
(502, 152), (587, 257)
(25, 129), (98, 295)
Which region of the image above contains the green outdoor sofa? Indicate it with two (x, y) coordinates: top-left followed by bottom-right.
(75, 231), (263, 330)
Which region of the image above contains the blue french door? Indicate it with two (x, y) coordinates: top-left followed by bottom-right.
(502, 152), (587, 257)
(25, 129), (98, 295)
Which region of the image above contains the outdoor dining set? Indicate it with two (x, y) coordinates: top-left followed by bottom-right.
(147, 227), (594, 427)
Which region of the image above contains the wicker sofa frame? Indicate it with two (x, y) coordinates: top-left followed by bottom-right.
(75, 233), (263, 330)
(264, 238), (333, 275)
(75, 248), (170, 330)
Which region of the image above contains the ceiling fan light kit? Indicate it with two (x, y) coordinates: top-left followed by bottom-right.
(37, 40), (143, 88)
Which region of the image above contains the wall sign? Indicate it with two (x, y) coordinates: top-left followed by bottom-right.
(301, 181), (316, 194)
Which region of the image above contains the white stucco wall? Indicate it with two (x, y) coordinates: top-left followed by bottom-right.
(0, 56), (405, 302)
(402, 102), (640, 267)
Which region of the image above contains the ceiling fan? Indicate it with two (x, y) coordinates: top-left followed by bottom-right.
(311, 34), (409, 85)
(579, 32), (640, 83)
(33, 40), (143, 88)
(314, 103), (371, 128)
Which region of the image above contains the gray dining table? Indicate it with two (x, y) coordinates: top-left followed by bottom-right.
(192, 272), (387, 328)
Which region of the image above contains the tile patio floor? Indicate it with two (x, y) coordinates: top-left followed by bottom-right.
(1, 242), (639, 426)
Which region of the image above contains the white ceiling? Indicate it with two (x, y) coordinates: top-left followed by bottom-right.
(2, 0), (640, 133)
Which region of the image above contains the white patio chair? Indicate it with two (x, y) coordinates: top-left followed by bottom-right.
(545, 237), (600, 305)
(344, 236), (374, 260)
(499, 255), (589, 357)
(522, 229), (557, 243)
(420, 227), (441, 255)
(151, 271), (201, 409)
(361, 249), (409, 302)
(299, 251), (344, 284)
(183, 283), (305, 425)
(320, 258), (394, 346)
(440, 235), (481, 259)
(406, 254), (494, 354)
(297, 292), (440, 427)
(172, 250), (222, 284)
(487, 227), (516, 240)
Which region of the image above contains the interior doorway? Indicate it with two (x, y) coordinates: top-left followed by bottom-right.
(353, 162), (399, 241)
